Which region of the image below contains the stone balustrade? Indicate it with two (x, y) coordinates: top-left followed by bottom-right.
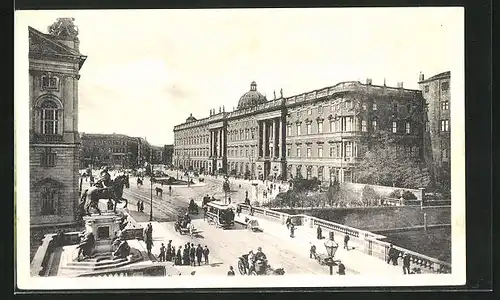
(237, 203), (451, 274)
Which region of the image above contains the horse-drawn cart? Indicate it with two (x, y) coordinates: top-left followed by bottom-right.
(174, 220), (203, 237)
(244, 218), (263, 232)
(237, 255), (285, 276)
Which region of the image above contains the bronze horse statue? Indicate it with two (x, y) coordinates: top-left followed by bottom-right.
(85, 175), (130, 215)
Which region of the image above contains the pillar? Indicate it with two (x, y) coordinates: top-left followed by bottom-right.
(262, 121), (267, 157)
(278, 117), (283, 158)
(209, 131), (213, 157)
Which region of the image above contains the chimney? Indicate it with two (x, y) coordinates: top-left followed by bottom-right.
(366, 78), (372, 85)
(419, 72), (425, 81)
(397, 82), (404, 88)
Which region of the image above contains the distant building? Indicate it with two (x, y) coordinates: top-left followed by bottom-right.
(163, 144), (174, 166)
(418, 71), (451, 187)
(80, 133), (138, 169)
(173, 80), (425, 182)
(29, 18), (87, 226)
(150, 145), (164, 164)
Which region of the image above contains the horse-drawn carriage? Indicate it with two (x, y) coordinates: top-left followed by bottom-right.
(174, 216), (203, 237)
(188, 199), (199, 215)
(244, 217), (263, 232)
(237, 255), (285, 276)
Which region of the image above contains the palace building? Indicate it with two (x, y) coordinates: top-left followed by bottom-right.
(29, 18), (87, 226)
(173, 79), (426, 183)
(418, 71), (451, 187)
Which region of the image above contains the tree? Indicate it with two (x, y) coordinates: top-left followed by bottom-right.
(356, 131), (431, 189)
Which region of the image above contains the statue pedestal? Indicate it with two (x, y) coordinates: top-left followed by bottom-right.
(82, 213), (122, 253)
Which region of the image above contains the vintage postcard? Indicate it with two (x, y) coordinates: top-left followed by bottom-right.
(15, 7), (465, 289)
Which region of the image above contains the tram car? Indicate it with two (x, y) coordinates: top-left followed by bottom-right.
(205, 201), (235, 229)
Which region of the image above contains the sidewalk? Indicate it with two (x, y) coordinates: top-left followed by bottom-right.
(236, 213), (407, 276)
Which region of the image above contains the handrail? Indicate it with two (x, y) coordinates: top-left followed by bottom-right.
(236, 203), (451, 273)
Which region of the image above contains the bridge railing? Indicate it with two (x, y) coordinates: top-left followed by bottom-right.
(237, 203), (451, 274)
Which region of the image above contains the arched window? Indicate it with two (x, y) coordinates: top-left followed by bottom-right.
(40, 100), (59, 134)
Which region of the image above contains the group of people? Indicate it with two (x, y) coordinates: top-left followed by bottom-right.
(157, 240), (211, 266)
(387, 244), (414, 274)
(245, 246), (267, 275)
(136, 200), (145, 212)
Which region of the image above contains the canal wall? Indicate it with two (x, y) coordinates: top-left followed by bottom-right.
(274, 205), (451, 231)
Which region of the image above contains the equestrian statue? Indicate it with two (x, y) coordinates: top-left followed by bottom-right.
(83, 167), (130, 215)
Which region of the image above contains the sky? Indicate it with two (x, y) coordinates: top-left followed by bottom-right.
(17, 8), (463, 146)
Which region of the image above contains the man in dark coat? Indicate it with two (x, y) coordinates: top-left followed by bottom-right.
(344, 234), (350, 250)
(189, 243), (196, 266)
(317, 225), (323, 240)
(387, 244), (399, 266)
(402, 253), (411, 274)
(195, 244), (203, 266)
(203, 245), (210, 264)
(183, 245), (190, 265)
(159, 243), (166, 262)
(337, 262), (346, 275)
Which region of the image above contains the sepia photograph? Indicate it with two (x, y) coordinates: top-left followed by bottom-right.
(15, 7), (465, 289)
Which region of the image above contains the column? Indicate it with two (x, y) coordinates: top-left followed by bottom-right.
(262, 121), (267, 158)
(209, 131), (213, 157)
(265, 121), (270, 157)
(221, 129), (225, 157)
(219, 130), (222, 157)
(278, 117), (283, 158)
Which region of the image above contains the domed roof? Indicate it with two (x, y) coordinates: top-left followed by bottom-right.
(237, 81), (267, 110)
(186, 113), (197, 123)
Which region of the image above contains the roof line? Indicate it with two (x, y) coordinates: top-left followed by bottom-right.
(29, 26), (81, 57)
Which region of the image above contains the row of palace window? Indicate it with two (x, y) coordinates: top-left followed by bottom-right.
(229, 148), (256, 158)
(229, 128), (256, 142)
(89, 147), (129, 153)
(285, 143), (420, 159)
(176, 135), (210, 146)
(287, 118), (415, 135)
(175, 149), (210, 157)
(88, 140), (130, 146)
(423, 81), (450, 93)
(297, 100), (378, 118)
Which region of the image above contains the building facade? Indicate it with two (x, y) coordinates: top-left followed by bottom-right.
(29, 18), (87, 226)
(80, 133), (138, 169)
(418, 71), (451, 187)
(79, 133), (161, 169)
(174, 80), (425, 183)
(163, 145), (174, 166)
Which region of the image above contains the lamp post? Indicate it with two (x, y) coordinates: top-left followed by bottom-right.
(324, 233), (339, 275)
(149, 148), (153, 222)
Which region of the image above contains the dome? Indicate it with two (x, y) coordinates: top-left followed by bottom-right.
(186, 113), (197, 123)
(237, 81), (267, 110)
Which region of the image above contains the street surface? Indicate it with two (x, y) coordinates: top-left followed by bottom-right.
(81, 173), (407, 276)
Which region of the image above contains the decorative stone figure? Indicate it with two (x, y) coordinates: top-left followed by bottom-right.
(76, 232), (95, 261)
(280, 88), (283, 98)
(48, 18), (79, 39)
(274, 90), (276, 100)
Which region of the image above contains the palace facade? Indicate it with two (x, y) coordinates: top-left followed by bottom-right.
(29, 18), (87, 226)
(418, 71), (451, 187)
(174, 79), (426, 183)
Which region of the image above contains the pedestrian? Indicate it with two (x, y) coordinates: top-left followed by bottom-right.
(290, 224), (295, 238)
(146, 238), (153, 256)
(309, 244), (317, 259)
(203, 245), (210, 264)
(344, 234), (350, 251)
(159, 243), (166, 262)
(140, 201), (144, 212)
(337, 262), (346, 275)
(175, 246), (181, 265)
(137, 200), (140, 212)
(402, 253), (411, 274)
(196, 244), (203, 266)
(189, 243), (196, 266)
(387, 244), (398, 266)
(183, 245), (190, 265)
(317, 225), (323, 240)
(228, 197), (232, 204)
(227, 266), (235, 276)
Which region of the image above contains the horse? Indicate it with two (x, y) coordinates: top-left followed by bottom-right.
(155, 187), (163, 197)
(85, 175), (130, 215)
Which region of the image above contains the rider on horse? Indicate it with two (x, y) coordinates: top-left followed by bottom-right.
(96, 166), (112, 189)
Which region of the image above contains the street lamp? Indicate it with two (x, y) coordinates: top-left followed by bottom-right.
(324, 236), (339, 275)
(149, 149), (153, 222)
